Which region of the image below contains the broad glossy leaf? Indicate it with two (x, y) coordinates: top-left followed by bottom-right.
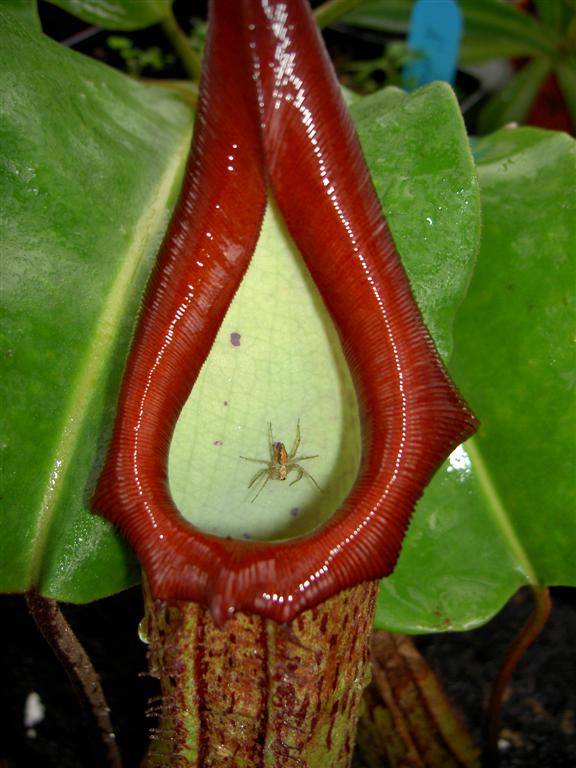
(4, 0), (40, 29)
(376, 127), (576, 632)
(0, 9), (192, 600)
(457, 128), (576, 586)
(45, 0), (172, 30)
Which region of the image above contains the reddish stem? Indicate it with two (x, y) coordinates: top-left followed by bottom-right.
(26, 591), (122, 768)
(483, 587), (551, 766)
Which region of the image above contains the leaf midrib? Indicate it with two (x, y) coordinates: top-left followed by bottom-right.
(29, 129), (191, 588)
(466, 437), (538, 583)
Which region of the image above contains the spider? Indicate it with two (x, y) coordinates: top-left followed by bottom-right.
(240, 421), (320, 502)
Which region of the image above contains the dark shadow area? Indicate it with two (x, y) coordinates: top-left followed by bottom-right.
(0, 587), (155, 768)
(415, 587), (576, 768)
(1, 587), (574, 766)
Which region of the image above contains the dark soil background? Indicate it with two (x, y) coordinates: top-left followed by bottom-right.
(0, 586), (574, 767)
(418, 587), (576, 768)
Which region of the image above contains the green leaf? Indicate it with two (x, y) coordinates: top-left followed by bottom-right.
(341, 0), (413, 34)
(3, 0), (40, 30)
(168, 83), (481, 543)
(458, 0), (556, 58)
(458, 128), (576, 586)
(45, 0), (172, 30)
(376, 127), (576, 632)
(314, 0), (376, 29)
(458, 39), (546, 67)
(534, 0), (576, 33)
(556, 59), (576, 130)
(351, 85), (480, 361)
(0, 9), (192, 600)
(478, 57), (552, 134)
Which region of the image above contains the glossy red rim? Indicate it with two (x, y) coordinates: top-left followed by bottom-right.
(93, 0), (478, 626)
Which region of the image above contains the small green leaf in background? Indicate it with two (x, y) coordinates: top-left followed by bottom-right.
(342, 0), (413, 34)
(0, 8), (192, 601)
(45, 0), (172, 30)
(556, 59), (576, 130)
(533, 0), (573, 34)
(376, 126), (576, 633)
(457, 0), (556, 62)
(477, 57), (552, 134)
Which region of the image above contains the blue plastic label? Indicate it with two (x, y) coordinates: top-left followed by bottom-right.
(403, 0), (462, 89)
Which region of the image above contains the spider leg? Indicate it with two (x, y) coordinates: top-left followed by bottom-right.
(268, 422), (275, 460)
(251, 473), (271, 502)
(240, 456), (270, 464)
(305, 469), (322, 491)
(247, 467), (268, 489)
(288, 464), (321, 490)
(288, 466), (304, 487)
(291, 454), (319, 463)
(289, 419), (302, 459)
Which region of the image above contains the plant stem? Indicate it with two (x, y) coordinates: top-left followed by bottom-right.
(483, 586), (551, 766)
(314, 0), (371, 29)
(25, 591), (122, 768)
(359, 632), (479, 767)
(161, 8), (202, 83)
(142, 579), (379, 767)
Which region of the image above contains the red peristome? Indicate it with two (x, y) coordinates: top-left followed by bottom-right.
(93, 0), (478, 627)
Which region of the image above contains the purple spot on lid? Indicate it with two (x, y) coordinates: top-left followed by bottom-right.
(290, 507), (300, 518)
(223, 400), (229, 406)
(213, 440), (223, 446)
(230, 332), (241, 347)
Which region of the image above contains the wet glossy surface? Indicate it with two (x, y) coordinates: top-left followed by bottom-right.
(0, 7), (192, 600)
(93, 0), (477, 625)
